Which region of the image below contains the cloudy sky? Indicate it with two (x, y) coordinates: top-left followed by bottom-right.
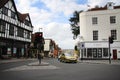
(14, 0), (120, 49)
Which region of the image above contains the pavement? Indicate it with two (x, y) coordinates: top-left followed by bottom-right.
(80, 60), (120, 65)
(0, 58), (120, 65)
(0, 58), (59, 72)
(0, 58), (36, 64)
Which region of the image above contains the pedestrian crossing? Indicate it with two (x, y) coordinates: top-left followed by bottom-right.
(3, 62), (59, 72)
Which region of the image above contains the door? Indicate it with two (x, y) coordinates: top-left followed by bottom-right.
(113, 49), (117, 60)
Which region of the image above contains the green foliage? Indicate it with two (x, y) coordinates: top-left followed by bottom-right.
(69, 11), (82, 39)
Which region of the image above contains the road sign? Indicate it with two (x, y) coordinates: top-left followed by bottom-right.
(80, 42), (85, 49)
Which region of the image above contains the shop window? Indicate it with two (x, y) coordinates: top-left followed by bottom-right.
(87, 48), (92, 57)
(103, 48), (108, 57)
(98, 48), (102, 57)
(93, 48), (97, 57)
(84, 49), (86, 56)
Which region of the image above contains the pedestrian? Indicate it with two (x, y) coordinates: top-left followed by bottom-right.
(38, 53), (42, 64)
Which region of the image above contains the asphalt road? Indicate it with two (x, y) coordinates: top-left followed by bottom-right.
(0, 58), (120, 80)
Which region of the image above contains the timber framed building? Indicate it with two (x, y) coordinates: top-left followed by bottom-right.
(0, 0), (33, 58)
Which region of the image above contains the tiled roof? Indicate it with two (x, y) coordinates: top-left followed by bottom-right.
(18, 12), (29, 22)
(0, 0), (9, 8)
(0, 0), (33, 27)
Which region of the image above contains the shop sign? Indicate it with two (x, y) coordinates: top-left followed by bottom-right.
(13, 48), (17, 54)
(7, 48), (11, 54)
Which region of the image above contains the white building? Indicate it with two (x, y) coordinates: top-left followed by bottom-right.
(79, 2), (120, 60)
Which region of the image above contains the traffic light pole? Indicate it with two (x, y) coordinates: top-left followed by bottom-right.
(108, 39), (111, 64)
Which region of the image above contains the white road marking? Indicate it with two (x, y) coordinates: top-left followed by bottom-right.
(3, 62), (59, 72)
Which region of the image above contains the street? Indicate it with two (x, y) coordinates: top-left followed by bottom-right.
(0, 58), (120, 80)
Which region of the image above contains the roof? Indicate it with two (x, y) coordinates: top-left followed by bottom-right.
(0, 0), (9, 8)
(18, 12), (29, 22)
(88, 5), (120, 11)
(0, 0), (33, 27)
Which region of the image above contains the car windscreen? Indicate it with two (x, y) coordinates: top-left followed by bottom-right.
(64, 53), (73, 57)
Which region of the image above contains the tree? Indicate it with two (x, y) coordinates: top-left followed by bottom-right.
(69, 11), (83, 39)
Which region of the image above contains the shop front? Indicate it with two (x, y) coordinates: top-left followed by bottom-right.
(0, 38), (30, 59)
(80, 42), (120, 60)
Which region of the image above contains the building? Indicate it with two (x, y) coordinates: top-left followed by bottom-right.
(0, 0), (33, 58)
(79, 2), (120, 60)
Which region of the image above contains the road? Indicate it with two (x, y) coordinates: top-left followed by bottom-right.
(0, 58), (120, 80)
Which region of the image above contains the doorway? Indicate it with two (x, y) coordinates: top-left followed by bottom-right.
(113, 49), (117, 60)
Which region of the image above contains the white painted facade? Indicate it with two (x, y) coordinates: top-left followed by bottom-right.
(79, 3), (120, 59)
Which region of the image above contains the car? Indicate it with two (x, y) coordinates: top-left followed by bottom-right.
(58, 52), (77, 63)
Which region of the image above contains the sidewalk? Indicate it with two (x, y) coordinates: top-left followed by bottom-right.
(0, 58), (37, 64)
(80, 60), (120, 65)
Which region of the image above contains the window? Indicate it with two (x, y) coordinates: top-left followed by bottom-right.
(17, 28), (24, 37)
(111, 30), (117, 40)
(9, 24), (14, 36)
(11, 11), (16, 19)
(0, 20), (6, 33)
(98, 48), (102, 57)
(103, 48), (108, 57)
(110, 16), (116, 24)
(92, 17), (98, 24)
(93, 48), (97, 58)
(27, 32), (30, 39)
(2, 7), (8, 15)
(25, 20), (30, 26)
(87, 48), (92, 57)
(93, 30), (98, 40)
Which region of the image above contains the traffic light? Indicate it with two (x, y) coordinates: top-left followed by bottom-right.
(109, 36), (114, 44)
(34, 32), (43, 43)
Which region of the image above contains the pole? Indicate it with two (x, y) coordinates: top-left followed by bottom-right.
(108, 39), (111, 64)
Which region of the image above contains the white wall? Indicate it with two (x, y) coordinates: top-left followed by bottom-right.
(80, 9), (120, 42)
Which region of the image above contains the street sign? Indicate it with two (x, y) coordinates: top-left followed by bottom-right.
(80, 42), (85, 49)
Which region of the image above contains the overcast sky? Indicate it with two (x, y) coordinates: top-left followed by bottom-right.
(14, 0), (120, 49)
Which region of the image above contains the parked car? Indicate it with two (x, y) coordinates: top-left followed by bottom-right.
(58, 52), (77, 63)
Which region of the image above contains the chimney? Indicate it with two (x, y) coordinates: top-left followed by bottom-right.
(107, 2), (114, 10)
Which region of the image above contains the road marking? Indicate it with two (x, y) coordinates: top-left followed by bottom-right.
(3, 62), (59, 72)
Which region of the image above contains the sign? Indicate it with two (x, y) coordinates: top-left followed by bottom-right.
(13, 48), (17, 54)
(7, 48), (11, 54)
(80, 42), (85, 49)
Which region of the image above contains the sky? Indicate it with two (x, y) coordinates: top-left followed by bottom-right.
(14, 0), (120, 49)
